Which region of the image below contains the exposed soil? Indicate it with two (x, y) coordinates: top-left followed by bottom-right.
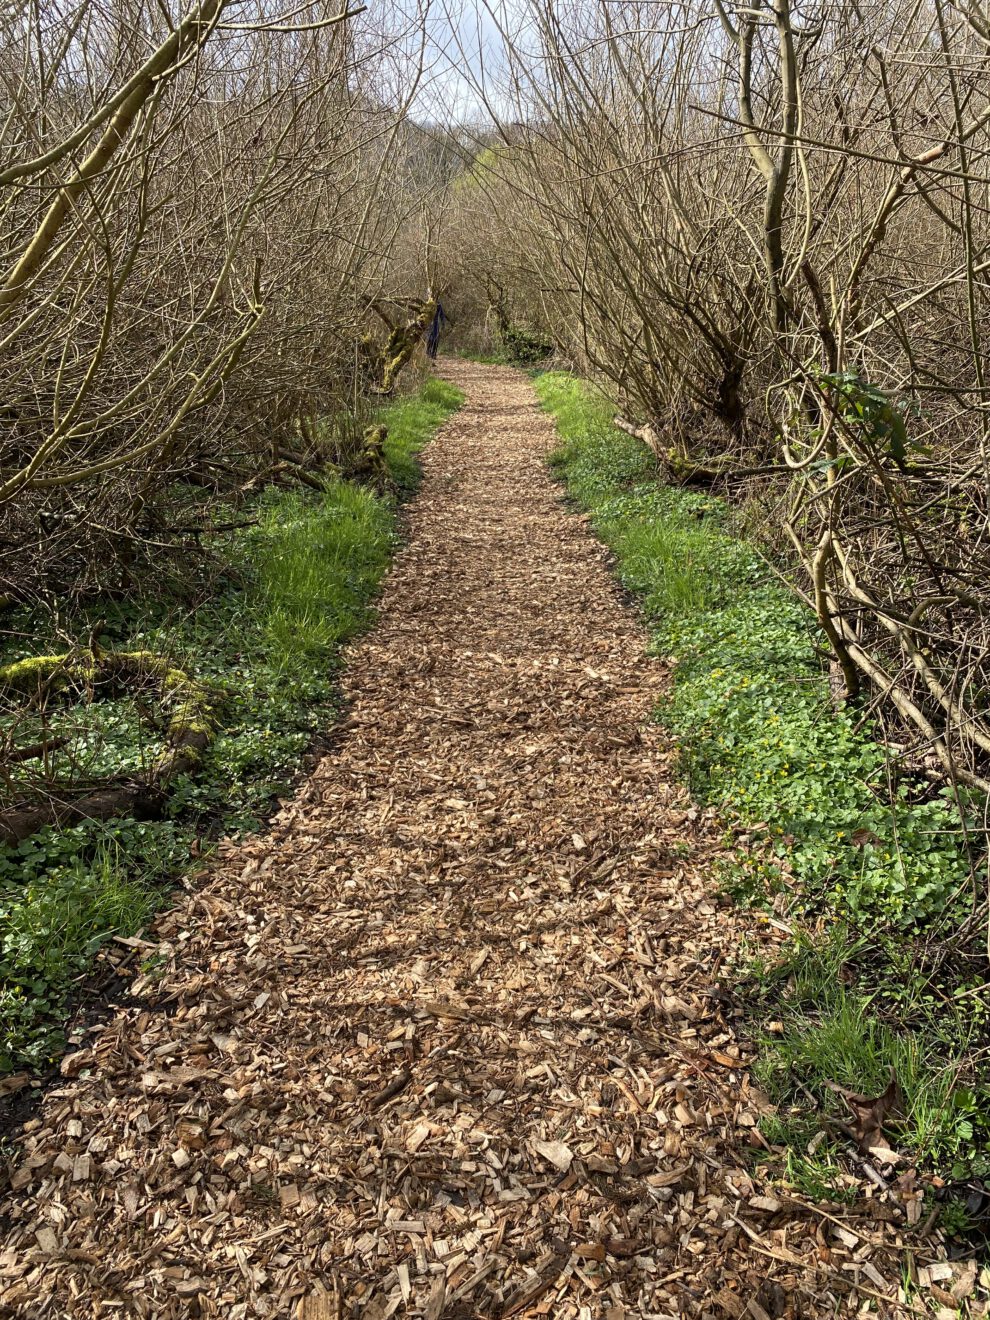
(0, 362), (927, 1317)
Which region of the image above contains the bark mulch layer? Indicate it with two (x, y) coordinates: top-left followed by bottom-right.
(0, 362), (943, 1317)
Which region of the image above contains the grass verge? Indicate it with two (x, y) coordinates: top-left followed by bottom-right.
(0, 376), (463, 1074)
(536, 371), (990, 1209)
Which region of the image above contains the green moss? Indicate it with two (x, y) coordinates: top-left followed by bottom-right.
(382, 354), (406, 391)
(349, 424), (390, 487)
(0, 654), (93, 692)
(376, 299), (437, 393)
(165, 704), (213, 741)
(2, 649), (215, 753)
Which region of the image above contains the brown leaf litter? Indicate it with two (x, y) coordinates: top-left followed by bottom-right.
(0, 362), (952, 1316)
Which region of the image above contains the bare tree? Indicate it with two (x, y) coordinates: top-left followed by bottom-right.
(0, 0), (436, 603)
(444, 0), (990, 801)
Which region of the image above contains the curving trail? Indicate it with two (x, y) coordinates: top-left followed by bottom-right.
(0, 363), (903, 1317)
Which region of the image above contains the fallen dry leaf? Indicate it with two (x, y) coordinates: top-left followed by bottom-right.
(829, 1069), (902, 1153)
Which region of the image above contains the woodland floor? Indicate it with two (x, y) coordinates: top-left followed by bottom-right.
(0, 363), (928, 1317)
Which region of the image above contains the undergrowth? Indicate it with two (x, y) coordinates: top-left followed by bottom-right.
(537, 370), (990, 1193)
(456, 324), (553, 369)
(0, 376), (463, 1073)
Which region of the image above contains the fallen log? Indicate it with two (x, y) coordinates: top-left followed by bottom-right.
(613, 416), (794, 486)
(6, 734), (72, 764)
(0, 649), (216, 845)
(612, 416), (720, 484)
(613, 414), (663, 454)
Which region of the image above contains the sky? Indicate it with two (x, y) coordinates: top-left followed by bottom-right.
(413, 0), (525, 123)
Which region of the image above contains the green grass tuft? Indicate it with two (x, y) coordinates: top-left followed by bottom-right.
(1, 841), (165, 1070)
(250, 481), (393, 672)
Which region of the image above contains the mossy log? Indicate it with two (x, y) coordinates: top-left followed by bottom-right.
(0, 653), (96, 693)
(0, 649), (215, 845)
(275, 447), (329, 492)
(612, 416), (791, 487)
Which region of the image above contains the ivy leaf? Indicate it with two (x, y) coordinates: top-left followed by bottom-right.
(887, 410), (908, 468)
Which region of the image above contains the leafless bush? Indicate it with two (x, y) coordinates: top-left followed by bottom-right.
(0, 0), (437, 604)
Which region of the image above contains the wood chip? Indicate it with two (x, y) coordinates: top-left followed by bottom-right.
(532, 1139), (574, 1172)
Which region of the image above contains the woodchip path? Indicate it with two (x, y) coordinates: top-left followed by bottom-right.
(0, 362), (915, 1318)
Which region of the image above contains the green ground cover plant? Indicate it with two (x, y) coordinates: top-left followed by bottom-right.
(0, 377), (463, 1073)
(537, 370), (990, 1190)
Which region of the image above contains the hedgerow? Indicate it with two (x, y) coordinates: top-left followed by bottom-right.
(538, 370), (989, 1183)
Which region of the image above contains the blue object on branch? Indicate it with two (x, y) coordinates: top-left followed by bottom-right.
(426, 302), (447, 359)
